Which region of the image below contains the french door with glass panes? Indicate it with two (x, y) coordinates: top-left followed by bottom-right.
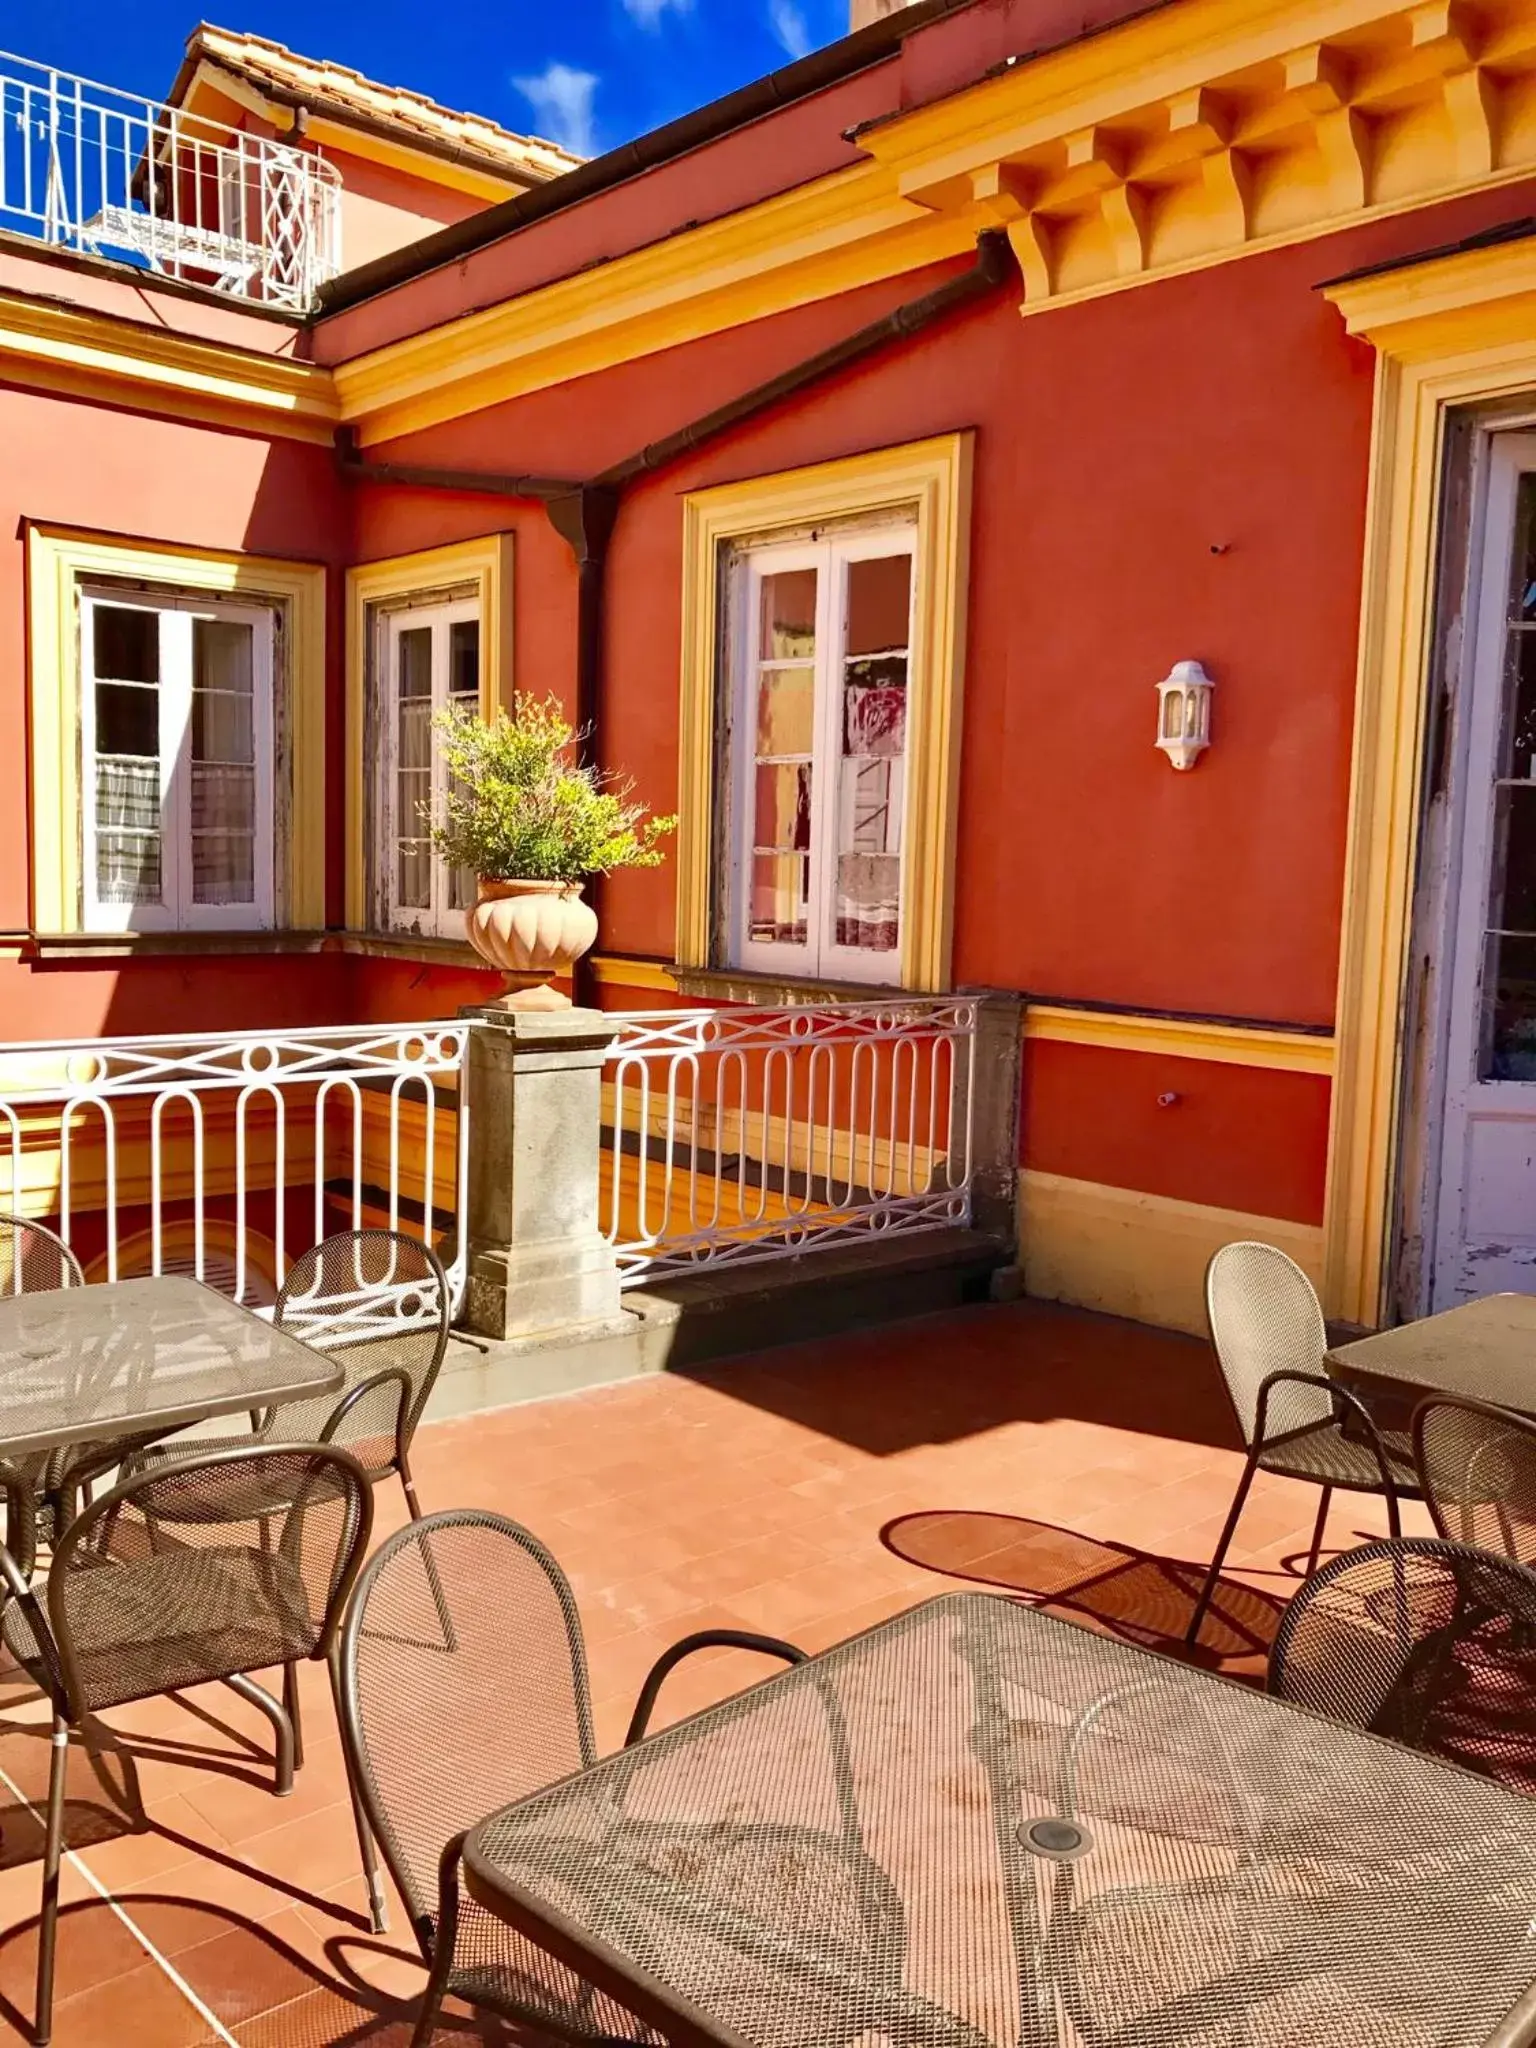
(1433, 432), (1536, 1304)
(383, 600), (480, 938)
(729, 525), (915, 983)
(80, 589), (274, 932)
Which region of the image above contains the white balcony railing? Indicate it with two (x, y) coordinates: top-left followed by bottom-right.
(602, 999), (978, 1286)
(0, 1022), (468, 1309)
(0, 49), (341, 308)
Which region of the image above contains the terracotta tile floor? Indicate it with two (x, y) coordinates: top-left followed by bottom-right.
(0, 1296), (1430, 2046)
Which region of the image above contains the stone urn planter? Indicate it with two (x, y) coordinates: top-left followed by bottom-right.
(465, 878), (599, 1009)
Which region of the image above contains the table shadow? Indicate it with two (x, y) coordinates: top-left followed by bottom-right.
(882, 1510), (1286, 1672)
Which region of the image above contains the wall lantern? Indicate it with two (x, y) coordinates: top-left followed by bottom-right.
(1155, 659), (1214, 771)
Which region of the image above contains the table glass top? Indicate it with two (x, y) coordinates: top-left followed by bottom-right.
(463, 1591), (1536, 2048)
(0, 1274), (340, 1455)
(1328, 1290), (1536, 1406)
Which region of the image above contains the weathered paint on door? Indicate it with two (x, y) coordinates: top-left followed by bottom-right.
(1434, 432), (1536, 1307)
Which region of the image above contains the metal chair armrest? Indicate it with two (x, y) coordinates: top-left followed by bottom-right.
(319, 1364), (414, 1469)
(1254, 1368), (1405, 1497)
(625, 1629), (807, 1748)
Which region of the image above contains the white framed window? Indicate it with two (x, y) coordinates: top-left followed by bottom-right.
(381, 598), (481, 939)
(726, 522), (915, 983)
(80, 589), (275, 932)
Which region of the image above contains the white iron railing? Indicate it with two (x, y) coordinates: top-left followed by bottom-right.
(602, 999), (977, 1286)
(0, 49), (342, 308)
(0, 1022), (468, 1310)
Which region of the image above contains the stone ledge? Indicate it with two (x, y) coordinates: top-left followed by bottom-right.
(424, 1226), (1010, 1420)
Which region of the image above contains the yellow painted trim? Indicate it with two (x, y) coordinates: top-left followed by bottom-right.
(1319, 235), (1536, 1325)
(0, 293), (338, 443)
(344, 534), (514, 929)
(589, 954), (681, 993)
(25, 527), (326, 933)
(1021, 1168), (1325, 1338)
(330, 0), (1536, 446)
(1024, 1006), (1336, 1074)
(334, 164), (967, 444)
(303, 117), (524, 203)
(676, 434), (972, 995)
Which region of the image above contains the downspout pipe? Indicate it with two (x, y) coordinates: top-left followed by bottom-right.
(336, 230), (1018, 998)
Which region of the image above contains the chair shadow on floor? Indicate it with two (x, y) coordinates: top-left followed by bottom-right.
(882, 1511), (1287, 1674)
(0, 1894), (499, 2046)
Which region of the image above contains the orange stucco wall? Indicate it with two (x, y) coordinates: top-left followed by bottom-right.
(340, 175), (1536, 1218)
(324, 147), (494, 274)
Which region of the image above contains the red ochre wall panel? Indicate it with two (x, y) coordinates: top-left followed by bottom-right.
(1021, 1038), (1332, 1226)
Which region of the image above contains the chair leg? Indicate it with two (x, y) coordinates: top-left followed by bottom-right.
(282, 1663), (304, 1772)
(35, 1715), (69, 2047)
(409, 1936), (456, 2048)
(1383, 1473), (1403, 1542)
(224, 1672), (294, 1796)
(327, 1655), (388, 1935)
(1186, 1450), (1260, 1647)
(1304, 1485), (1333, 1581)
(403, 1469), (458, 1655)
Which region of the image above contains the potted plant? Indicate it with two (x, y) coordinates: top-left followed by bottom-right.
(428, 696), (676, 1009)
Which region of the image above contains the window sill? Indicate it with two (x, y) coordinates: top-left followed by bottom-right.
(672, 965), (924, 1006)
(29, 930), (328, 961)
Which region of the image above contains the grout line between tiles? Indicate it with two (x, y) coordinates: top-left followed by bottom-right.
(0, 1753), (240, 2047)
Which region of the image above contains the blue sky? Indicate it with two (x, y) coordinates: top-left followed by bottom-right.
(7, 0), (853, 159)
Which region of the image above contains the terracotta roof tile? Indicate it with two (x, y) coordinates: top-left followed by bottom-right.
(183, 22), (583, 184)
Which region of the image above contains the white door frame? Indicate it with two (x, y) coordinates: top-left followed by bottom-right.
(1404, 424), (1536, 1312)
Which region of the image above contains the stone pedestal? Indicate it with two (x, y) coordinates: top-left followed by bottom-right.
(459, 1004), (628, 1343)
(956, 990), (1026, 1251)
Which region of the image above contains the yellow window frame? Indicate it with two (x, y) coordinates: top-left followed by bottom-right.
(26, 524), (326, 935)
(344, 534), (514, 932)
(677, 432), (973, 994)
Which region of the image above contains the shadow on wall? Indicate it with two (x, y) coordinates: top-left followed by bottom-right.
(682, 1296), (1240, 1458)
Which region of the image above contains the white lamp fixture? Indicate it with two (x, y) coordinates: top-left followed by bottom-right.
(1155, 659), (1214, 770)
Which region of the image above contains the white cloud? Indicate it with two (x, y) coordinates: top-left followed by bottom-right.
(768, 0), (811, 58)
(622, 0), (691, 24)
(511, 61), (600, 157)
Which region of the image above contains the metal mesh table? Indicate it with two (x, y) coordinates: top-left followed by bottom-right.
(1329, 1293), (1536, 1425)
(0, 1275), (342, 1457)
(463, 1592), (1536, 2048)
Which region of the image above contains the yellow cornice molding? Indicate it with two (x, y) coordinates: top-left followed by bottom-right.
(589, 955), (682, 993)
(1024, 1005), (1336, 1074)
(333, 165), (969, 445)
(327, 0), (1536, 445)
(867, 0), (1536, 314)
(1324, 234), (1536, 354)
(0, 291), (338, 442)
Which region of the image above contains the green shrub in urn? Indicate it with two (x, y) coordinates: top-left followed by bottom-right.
(429, 696), (676, 1008)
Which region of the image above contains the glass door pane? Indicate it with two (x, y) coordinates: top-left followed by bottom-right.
(832, 552), (911, 958)
(90, 604), (164, 907)
(748, 568), (817, 947)
(444, 618), (480, 916)
(1482, 477), (1536, 1079)
(394, 624), (433, 913)
(190, 616), (256, 905)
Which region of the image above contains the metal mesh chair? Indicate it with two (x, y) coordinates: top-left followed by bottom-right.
(338, 1510), (841, 2048)
(141, 1231), (449, 1511)
(0, 1215), (107, 1559)
(0, 1443), (373, 2045)
(1186, 1241), (1417, 1646)
(0, 1215), (81, 1297)
(1268, 1536), (1536, 1795)
(1413, 1395), (1536, 1564)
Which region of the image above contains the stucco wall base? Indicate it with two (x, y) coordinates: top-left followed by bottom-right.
(1021, 1169), (1325, 1338)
